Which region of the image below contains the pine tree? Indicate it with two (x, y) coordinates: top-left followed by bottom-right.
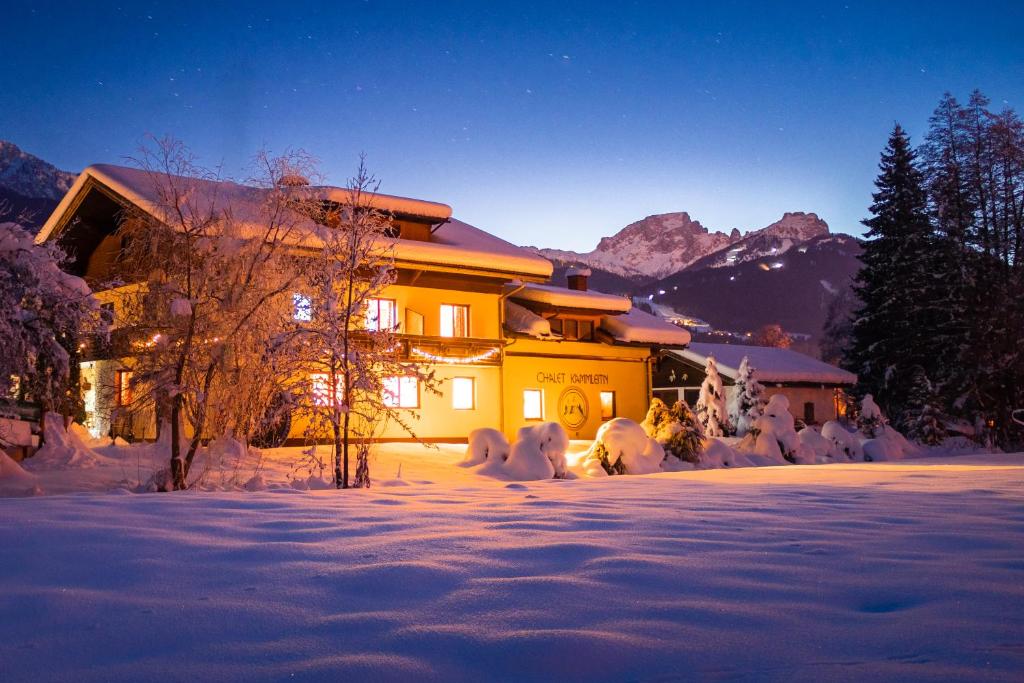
(641, 397), (704, 463)
(728, 356), (766, 437)
(902, 366), (947, 446)
(848, 124), (940, 420)
(695, 356), (730, 437)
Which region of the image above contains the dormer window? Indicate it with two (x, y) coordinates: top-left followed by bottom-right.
(550, 317), (594, 341)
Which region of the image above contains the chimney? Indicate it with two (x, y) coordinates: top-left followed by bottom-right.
(566, 266), (591, 291)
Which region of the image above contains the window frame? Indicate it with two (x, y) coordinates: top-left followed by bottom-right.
(383, 376), (420, 409)
(439, 303), (470, 338)
(365, 298), (398, 332)
(523, 388), (544, 421)
(116, 370), (133, 406)
(310, 373), (344, 407)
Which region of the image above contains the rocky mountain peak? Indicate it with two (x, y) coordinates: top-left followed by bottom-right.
(0, 140), (76, 201)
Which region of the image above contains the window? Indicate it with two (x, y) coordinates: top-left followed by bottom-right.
(310, 373), (344, 406)
(440, 304), (469, 337)
(293, 293), (312, 322)
(804, 401), (815, 424)
(549, 318), (563, 335)
(578, 320), (594, 341)
(383, 376), (419, 408)
(600, 391), (616, 420)
(100, 302), (115, 326)
(550, 317), (594, 341)
(452, 377), (475, 410)
(365, 298), (397, 331)
(563, 319), (578, 340)
(116, 370), (133, 406)
(523, 389), (543, 420)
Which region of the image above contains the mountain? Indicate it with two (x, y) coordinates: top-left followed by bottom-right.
(0, 141), (77, 228)
(536, 212), (740, 280)
(686, 212), (830, 271)
(640, 233), (862, 339)
(0, 141), (75, 200)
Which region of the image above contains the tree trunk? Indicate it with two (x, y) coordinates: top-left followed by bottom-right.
(170, 398), (186, 490)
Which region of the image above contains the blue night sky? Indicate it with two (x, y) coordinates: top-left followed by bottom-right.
(2, 2), (1021, 249)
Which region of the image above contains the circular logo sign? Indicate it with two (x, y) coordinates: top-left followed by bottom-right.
(558, 387), (589, 431)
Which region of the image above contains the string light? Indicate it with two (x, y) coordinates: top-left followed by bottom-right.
(411, 348), (499, 362)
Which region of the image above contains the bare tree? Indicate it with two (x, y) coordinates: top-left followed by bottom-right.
(115, 138), (313, 490)
(295, 158), (437, 488)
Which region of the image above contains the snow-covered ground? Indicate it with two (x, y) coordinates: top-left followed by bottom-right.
(2, 441), (1023, 682)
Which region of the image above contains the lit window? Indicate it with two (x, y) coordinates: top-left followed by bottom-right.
(310, 373), (344, 406)
(116, 370), (133, 406)
(293, 293), (312, 322)
(600, 391), (616, 420)
(452, 377), (475, 410)
(440, 304), (469, 337)
(523, 389), (543, 420)
(365, 298), (397, 331)
(383, 376), (419, 408)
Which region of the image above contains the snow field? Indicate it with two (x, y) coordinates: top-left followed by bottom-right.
(1, 451), (1023, 681)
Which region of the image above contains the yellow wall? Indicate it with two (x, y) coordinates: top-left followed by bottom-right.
(501, 338), (652, 440)
(379, 282), (502, 339)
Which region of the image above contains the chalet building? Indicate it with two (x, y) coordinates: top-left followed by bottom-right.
(652, 343), (856, 425)
(36, 165), (690, 443)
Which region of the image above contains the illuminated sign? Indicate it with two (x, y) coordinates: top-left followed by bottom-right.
(558, 387), (589, 430)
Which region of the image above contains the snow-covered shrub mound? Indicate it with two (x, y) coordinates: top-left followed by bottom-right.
(738, 395), (813, 464)
(0, 451), (35, 493)
(504, 422), (569, 480)
(822, 421), (863, 460)
(582, 418), (664, 476)
(461, 428), (510, 466)
(857, 394), (886, 437)
(863, 426), (921, 462)
(797, 426), (844, 463)
(641, 398), (703, 464)
(24, 414), (105, 471)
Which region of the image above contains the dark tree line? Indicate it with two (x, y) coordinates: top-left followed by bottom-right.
(842, 91), (1024, 446)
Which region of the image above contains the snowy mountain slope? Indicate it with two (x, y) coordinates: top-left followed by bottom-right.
(0, 140), (76, 201)
(641, 233), (862, 338)
(533, 211), (830, 281)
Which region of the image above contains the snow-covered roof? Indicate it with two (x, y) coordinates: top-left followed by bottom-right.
(600, 308), (692, 346)
(36, 164), (552, 279)
(505, 300), (554, 338)
(671, 343), (856, 385)
(507, 282), (631, 313)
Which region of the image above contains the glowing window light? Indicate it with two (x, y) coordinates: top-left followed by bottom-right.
(523, 389), (543, 420)
(440, 304), (470, 337)
(383, 376), (419, 408)
(365, 298), (397, 331)
(310, 373), (343, 406)
(451, 377), (475, 410)
(600, 391), (616, 420)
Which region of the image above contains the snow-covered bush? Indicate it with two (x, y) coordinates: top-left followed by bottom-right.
(24, 413), (103, 471)
(641, 398), (703, 464)
(728, 356), (766, 437)
(695, 356), (731, 437)
(742, 395), (813, 464)
(857, 394), (886, 438)
(462, 428), (511, 466)
(504, 423), (569, 480)
(821, 420), (863, 460)
(798, 426), (843, 463)
(582, 418), (664, 476)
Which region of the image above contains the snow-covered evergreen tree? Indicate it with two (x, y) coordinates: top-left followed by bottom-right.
(0, 221), (103, 417)
(728, 356), (766, 437)
(902, 366), (947, 446)
(695, 355), (730, 437)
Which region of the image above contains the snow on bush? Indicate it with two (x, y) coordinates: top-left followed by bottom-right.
(857, 394), (885, 437)
(641, 398), (703, 464)
(462, 428), (510, 466)
(739, 395), (813, 464)
(582, 418), (664, 476)
(23, 413), (105, 471)
(798, 426), (844, 463)
(822, 421), (863, 460)
(505, 422), (570, 480)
